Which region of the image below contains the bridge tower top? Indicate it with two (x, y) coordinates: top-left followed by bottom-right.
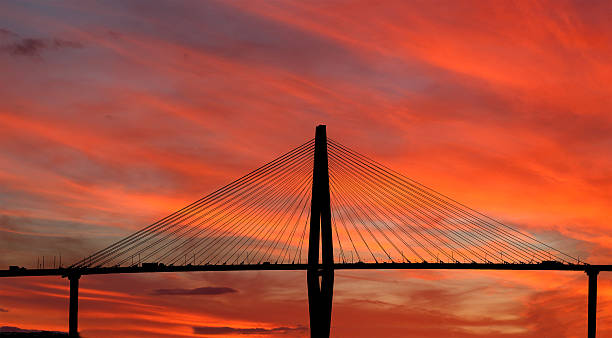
(308, 125), (333, 267)
(307, 125), (334, 338)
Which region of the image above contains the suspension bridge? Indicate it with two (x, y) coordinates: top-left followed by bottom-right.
(2, 125), (610, 337)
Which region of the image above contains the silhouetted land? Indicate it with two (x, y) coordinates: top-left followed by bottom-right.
(0, 331), (68, 338)
(0, 332), (68, 337)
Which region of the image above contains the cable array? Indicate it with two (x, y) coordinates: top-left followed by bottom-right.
(327, 139), (577, 264)
(72, 140), (315, 268)
(73, 136), (578, 268)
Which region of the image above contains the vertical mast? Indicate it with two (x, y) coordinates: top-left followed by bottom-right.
(307, 125), (334, 338)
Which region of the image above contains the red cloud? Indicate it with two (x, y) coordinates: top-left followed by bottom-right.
(1, 0), (611, 337)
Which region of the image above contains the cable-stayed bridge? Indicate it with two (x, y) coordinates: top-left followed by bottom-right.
(2, 125), (610, 338)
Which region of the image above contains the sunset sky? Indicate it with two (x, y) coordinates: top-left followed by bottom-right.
(1, 0), (611, 337)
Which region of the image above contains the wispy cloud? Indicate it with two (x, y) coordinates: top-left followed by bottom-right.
(1, 37), (82, 57)
(0, 28), (18, 39)
(152, 286), (237, 296)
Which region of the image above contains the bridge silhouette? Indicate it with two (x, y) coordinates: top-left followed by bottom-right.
(2, 125), (610, 337)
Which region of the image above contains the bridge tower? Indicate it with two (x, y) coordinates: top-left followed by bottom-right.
(307, 125), (334, 338)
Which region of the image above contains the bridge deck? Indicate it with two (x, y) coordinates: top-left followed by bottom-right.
(2, 262), (611, 278)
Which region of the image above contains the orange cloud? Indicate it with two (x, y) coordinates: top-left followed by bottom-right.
(1, 0), (611, 337)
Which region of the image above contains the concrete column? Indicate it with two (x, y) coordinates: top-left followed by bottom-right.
(587, 269), (598, 338)
(69, 274), (81, 337)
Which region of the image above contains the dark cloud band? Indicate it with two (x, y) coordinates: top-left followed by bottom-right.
(0, 32), (82, 57)
(193, 325), (307, 335)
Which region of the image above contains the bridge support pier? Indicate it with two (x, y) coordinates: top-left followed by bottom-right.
(587, 269), (598, 338)
(68, 274), (80, 337)
(307, 268), (334, 338)
(307, 125), (334, 338)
